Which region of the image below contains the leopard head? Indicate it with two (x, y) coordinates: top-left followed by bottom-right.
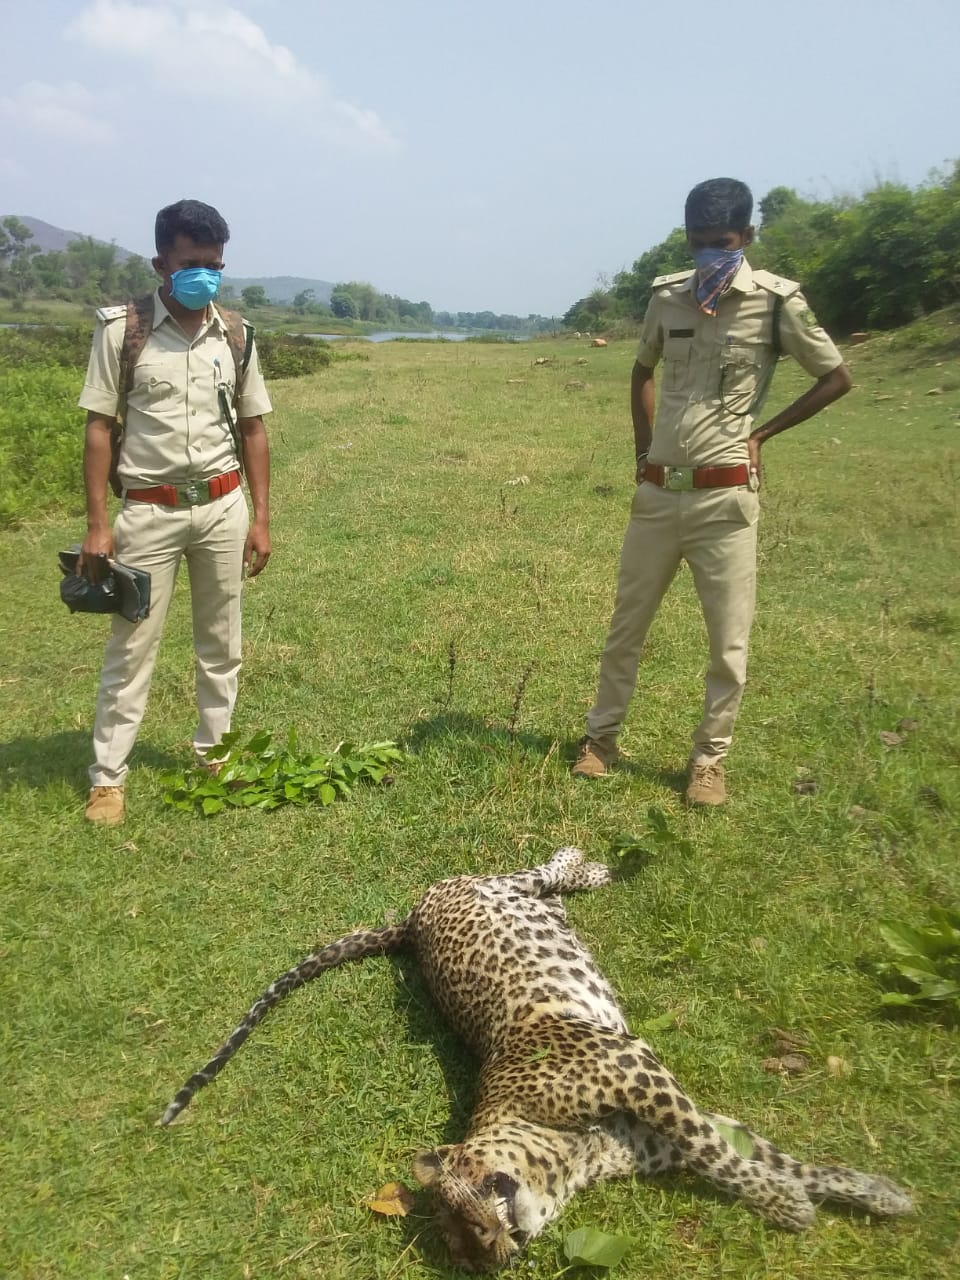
(412, 1141), (540, 1272)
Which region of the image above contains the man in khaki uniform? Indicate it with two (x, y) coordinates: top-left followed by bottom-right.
(573, 178), (851, 804)
(78, 199), (272, 825)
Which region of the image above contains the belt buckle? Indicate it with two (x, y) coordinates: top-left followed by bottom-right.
(665, 466), (693, 491)
(181, 480), (202, 505)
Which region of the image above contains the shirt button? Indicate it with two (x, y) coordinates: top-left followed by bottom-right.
(191, 409), (197, 416)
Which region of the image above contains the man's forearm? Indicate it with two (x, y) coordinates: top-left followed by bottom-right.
(239, 417), (270, 521)
(631, 361), (655, 462)
(84, 413), (115, 531)
(750, 362), (853, 446)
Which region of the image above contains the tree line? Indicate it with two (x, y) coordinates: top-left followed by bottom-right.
(0, 221), (556, 334)
(565, 163), (960, 335)
(0, 217), (157, 306)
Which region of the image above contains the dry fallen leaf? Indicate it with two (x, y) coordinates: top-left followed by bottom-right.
(769, 1027), (809, 1051)
(762, 1053), (809, 1076)
(365, 1181), (415, 1217)
(791, 778), (818, 795)
(917, 785), (945, 811)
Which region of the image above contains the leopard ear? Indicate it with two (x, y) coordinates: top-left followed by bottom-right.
(412, 1146), (455, 1188)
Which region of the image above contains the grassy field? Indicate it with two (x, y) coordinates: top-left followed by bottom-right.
(1, 318), (958, 1279)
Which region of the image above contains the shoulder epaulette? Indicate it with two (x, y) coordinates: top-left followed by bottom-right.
(95, 304), (127, 323)
(752, 269), (801, 299)
(652, 269), (694, 289)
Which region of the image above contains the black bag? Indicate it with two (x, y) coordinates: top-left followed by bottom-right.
(58, 546), (151, 623)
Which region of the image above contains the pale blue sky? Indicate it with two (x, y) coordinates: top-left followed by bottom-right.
(2, 0), (958, 315)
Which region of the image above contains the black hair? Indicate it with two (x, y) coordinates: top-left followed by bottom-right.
(154, 199), (230, 255)
(684, 178), (753, 232)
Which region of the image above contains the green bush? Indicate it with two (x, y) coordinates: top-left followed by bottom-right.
(256, 332), (332, 379)
(0, 328), (339, 526)
(0, 365), (85, 527)
(0, 324), (92, 369)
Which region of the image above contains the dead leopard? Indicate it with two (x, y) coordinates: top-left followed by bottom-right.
(159, 847), (912, 1271)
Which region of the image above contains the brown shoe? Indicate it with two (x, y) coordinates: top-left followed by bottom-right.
(685, 760), (726, 806)
(85, 785), (125, 826)
(571, 737), (618, 779)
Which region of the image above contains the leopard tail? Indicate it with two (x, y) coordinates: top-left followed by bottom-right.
(159, 920), (411, 1127)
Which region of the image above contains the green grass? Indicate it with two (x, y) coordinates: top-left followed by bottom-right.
(1, 325), (958, 1278)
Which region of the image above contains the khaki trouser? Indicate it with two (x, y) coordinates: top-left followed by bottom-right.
(586, 480), (759, 763)
(89, 489), (249, 788)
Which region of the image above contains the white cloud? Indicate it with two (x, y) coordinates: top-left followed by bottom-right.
(0, 80), (115, 145)
(66, 0), (399, 150)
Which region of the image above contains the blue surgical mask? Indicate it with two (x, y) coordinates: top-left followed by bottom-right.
(692, 247), (743, 275)
(169, 267), (222, 310)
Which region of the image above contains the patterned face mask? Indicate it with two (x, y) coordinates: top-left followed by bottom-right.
(693, 247), (743, 316)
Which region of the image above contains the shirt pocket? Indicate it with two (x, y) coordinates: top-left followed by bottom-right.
(130, 362), (179, 404)
(662, 333), (693, 391)
(717, 342), (764, 416)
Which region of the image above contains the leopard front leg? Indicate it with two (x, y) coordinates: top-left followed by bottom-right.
(475, 1019), (816, 1231)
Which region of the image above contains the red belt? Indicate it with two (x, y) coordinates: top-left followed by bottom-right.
(643, 462), (750, 490)
(125, 470), (242, 507)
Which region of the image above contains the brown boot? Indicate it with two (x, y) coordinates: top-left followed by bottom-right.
(85, 785), (125, 826)
(685, 760), (726, 806)
(571, 737), (618, 779)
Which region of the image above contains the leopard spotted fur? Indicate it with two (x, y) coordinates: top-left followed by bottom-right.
(159, 847), (912, 1271)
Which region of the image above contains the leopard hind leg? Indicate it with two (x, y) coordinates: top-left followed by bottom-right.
(499, 1022), (817, 1230)
(703, 1112), (913, 1218)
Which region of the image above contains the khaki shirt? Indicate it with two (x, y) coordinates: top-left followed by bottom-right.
(79, 291), (272, 489)
(636, 259), (842, 468)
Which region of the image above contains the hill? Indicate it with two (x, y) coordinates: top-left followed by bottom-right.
(9, 215), (141, 262)
(3, 216), (334, 304)
(221, 275), (334, 305)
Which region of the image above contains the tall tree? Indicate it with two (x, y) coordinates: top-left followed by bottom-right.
(0, 217), (40, 299)
(612, 227), (691, 321)
(241, 285), (268, 309)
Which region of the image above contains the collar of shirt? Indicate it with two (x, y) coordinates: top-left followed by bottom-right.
(678, 257), (756, 299)
(152, 288), (230, 339)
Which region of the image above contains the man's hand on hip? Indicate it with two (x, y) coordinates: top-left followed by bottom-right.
(747, 435), (763, 485)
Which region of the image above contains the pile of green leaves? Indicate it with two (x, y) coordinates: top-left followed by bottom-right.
(873, 908), (960, 1019)
(162, 729), (404, 816)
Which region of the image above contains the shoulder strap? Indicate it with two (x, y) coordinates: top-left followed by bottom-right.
(118, 294), (155, 406)
(109, 293), (154, 497)
(652, 268), (695, 290)
(772, 293), (784, 358)
(216, 306), (254, 394)
(213, 305), (253, 476)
